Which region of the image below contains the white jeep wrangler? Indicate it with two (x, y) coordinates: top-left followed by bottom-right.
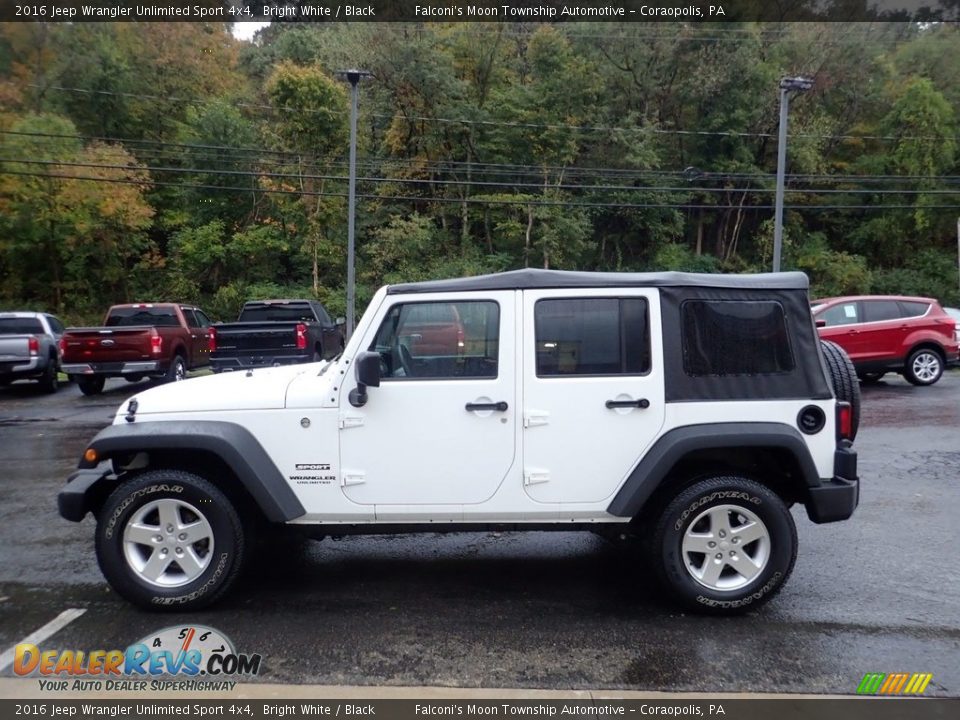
(59, 270), (860, 614)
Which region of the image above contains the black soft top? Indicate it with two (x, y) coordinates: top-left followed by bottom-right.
(387, 269), (809, 294)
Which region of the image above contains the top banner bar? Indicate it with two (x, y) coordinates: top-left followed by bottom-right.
(1, 1), (958, 23)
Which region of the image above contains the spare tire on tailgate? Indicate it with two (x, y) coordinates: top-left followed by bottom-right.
(820, 340), (861, 439)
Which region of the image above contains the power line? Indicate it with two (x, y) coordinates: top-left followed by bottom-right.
(7, 157), (960, 197)
(26, 85), (950, 142)
(4, 167), (960, 212)
(5, 130), (960, 185)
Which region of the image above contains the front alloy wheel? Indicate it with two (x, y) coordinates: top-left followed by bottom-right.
(96, 469), (246, 610)
(122, 498), (215, 588)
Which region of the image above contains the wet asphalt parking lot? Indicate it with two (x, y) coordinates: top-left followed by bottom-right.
(0, 372), (958, 695)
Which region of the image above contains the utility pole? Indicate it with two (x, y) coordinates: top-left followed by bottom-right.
(337, 69), (372, 339)
(773, 76), (813, 273)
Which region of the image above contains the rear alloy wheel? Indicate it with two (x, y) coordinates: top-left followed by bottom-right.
(95, 469), (246, 610)
(652, 476), (797, 614)
(166, 355), (186, 383)
(904, 348), (943, 386)
(77, 376), (105, 396)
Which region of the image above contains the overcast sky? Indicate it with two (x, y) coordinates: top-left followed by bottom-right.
(232, 21), (270, 41)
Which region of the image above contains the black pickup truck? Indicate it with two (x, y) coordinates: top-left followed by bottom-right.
(209, 299), (345, 372)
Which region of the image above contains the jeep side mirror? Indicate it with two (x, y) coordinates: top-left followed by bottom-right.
(348, 351), (381, 407)
(336, 317), (346, 326)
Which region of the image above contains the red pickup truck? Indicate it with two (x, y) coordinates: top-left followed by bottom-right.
(60, 304), (213, 395)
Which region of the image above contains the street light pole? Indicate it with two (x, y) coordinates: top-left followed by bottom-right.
(337, 69), (372, 340)
(773, 76), (813, 273)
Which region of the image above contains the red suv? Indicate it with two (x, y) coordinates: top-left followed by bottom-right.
(812, 295), (960, 386)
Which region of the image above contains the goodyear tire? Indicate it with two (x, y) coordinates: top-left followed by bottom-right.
(95, 470), (246, 611)
(820, 339), (861, 439)
(652, 476), (797, 614)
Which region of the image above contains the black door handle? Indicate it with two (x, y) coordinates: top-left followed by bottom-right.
(605, 399), (650, 409)
(466, 401), (509, 412)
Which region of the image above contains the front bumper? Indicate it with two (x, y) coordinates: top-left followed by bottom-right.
(58, 467), (114, 521)
(805, 441), (859, 524)
(62, 361), (160, 376)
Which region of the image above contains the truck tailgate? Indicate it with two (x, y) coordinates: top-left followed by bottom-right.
(0, 336), (33, 363)
(61, 326), (156, 362)
(213, 322), (300, 352)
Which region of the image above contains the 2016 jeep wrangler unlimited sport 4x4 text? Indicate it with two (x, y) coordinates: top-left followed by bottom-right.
(59, 269), (859, 614)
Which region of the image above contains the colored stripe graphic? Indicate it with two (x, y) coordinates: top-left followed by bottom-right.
(857, 672), (933, 695)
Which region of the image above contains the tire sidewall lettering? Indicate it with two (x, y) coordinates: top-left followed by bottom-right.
(151, 551), (230, 606)
(674, 491), (762, 532)
(695, 572), (783, 609)
(96, 471), (243, 610)
(656, 477), (796, 613)
(104, 484), (184, 540)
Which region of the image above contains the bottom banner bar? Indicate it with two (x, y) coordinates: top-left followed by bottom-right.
(1, 699), (957, 720)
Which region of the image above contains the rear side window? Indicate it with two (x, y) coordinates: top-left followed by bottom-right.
(898, 301), (929, 318)
(0, 318), (44, 334)
(535, 297), (650, 377)
(194, 310), (213, 328)
(682, 300), (794, 376)
(861, 300), (901, 323)
(182, 309), (200, 328)
(819, 302), (859, 327)
(46, 316), (65, 334)
(105, 307), (180, 327)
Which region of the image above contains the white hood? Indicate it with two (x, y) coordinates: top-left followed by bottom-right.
(117, 363), (326, 417)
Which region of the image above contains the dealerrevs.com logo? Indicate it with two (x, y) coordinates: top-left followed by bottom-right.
(14, 625), (261, 692)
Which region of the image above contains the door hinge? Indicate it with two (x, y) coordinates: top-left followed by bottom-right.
(524, 468), (551, 486)
(339, 415), (365, 430)
(341, 470), (366, 487)
(523, 410), (550, 428)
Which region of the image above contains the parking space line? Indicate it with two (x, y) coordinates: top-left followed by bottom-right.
(0, 608), (86, 672)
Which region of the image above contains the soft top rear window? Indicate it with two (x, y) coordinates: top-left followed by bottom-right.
(682, 300), (794, 376)
(105, 307), (179, 327)
(0, 318), (44, 334)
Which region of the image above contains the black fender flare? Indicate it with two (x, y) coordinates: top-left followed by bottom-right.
(607, 422), (821, 518)
(77, 421), (305, 522)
